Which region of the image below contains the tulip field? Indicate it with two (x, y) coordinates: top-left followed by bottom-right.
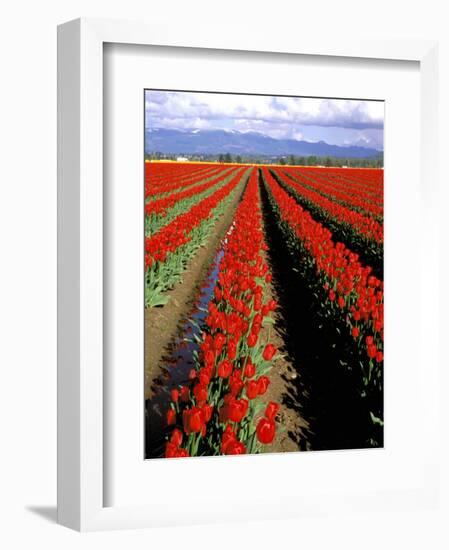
(144, 161), (384, 459)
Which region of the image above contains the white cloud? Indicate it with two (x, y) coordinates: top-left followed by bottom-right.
(145, 90), (384, 149)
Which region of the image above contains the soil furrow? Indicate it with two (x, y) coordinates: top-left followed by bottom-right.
(259, 170), (372, 451)
(144, 178), (248, 399)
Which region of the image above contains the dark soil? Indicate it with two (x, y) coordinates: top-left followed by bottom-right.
(259, 171), (375, 451)
(255, 241), (312, 453)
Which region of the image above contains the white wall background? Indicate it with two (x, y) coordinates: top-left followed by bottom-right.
(0, 1), (447, 548)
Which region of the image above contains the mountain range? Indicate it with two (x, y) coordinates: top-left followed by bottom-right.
(145, 128), (382, 158)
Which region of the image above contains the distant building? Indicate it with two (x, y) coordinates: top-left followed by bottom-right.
(176, 156), (188, 162)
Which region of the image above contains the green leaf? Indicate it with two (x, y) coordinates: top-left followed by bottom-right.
(262, 316), (276, 325)
(370, 412), (384, 426)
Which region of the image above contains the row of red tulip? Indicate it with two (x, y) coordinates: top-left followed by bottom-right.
(263, 168), (383, 365)
(145, 163), (221, 197)
(145, 167), (238, 217)
(312, 166), (384, 190)
(145, 169), (245, 268)
(164, 168), (280, 457)
(145, 161), (213, 186)
(273, 169), (383, 243)
(282, 167), (383, 219)
(292, 166), (383, 194)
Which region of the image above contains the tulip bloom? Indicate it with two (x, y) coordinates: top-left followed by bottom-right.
(175, 448), (189, 458)
(246, 380), (259, 400)
(228, 398), (249, 423)
(257, 376), (270, 395)
(167, 408), (176, 426)
(244, 359), (256, 378)
(265, 401), (280, 421)
(256, 418), (276, 444)
(213, 332), (226, 354)
(170, 428), (183, 447)
(229, 377), (244, 397)
(180, 386), (190, 403)
(221, 424), (237, 454)
(247, 332), (258, 347)
(262, 344), (276, 361)
(188, 369), (196, 380)
(217, 359), (233, 378)
(182, 407), (205, 434)
(220, 397), (249, 423)
(202, 403), (213, 423)
(165, 441), (178, 458)
(193, 383), (208, 403)
(225, 440), (247, 455)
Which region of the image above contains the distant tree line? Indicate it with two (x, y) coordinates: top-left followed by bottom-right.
(145, 150), (383, 168)
(276, 153), (383, 168)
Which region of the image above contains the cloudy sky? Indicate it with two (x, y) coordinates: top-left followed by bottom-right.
(145, 90), (384, 150)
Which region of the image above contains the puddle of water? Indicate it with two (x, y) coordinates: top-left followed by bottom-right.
(145, 236), (228, 457)
(162, 247), (224, 383)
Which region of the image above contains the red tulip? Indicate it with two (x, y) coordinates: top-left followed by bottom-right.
(265, 401), (280, 421)
(180, 386), (190, 403)
(247, 332), (258, 347)
(221, 424), (237, 454)
(244, 359), (256, 378)
(202, 403), (213, 422)
(193, 383), (208, 403)
(227, 341), (237, 360)
(225, 440), (247, 455)
(170, 428), (183, 447)
(166, 408), (176, 426)
(170, 388), (179, 403)
(263, 344), (276, 361)
(220, 397), (248, 423)
(229, 377), (244, 396)
(175, 448), (189, 458)
(217, 359), (233, 378)
(182, 407), (204, 434)
(213, 332), (226, 353)
(351, 327), (359, 338)
(246, 380), (259, 400)
(257, 376), (270, 395)
(165, 441), (177, 458)
(256, 418), (276, 444)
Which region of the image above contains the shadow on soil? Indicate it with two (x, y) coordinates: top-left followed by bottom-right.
(260, 176), (377, 451)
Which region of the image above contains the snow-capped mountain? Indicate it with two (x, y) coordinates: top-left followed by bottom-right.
(145, 128), (382, 158)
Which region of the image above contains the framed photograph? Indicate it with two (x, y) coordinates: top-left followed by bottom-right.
(57, 18), (440, 531)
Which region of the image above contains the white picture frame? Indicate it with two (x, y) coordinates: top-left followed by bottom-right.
(57, 17), (440, 531)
